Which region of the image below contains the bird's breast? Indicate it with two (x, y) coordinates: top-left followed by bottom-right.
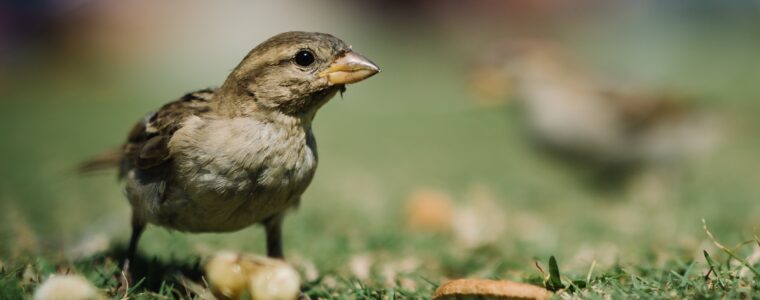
(164, 116), (318, 231)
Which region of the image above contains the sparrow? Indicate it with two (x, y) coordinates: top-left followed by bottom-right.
(79, 31), (380, 264)
(469, 39), (718, 179)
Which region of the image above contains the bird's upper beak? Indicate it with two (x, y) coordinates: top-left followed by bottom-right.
(319, 51), (380, 85)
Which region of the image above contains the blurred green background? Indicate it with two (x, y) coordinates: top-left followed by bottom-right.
(1, 0), (760, 297)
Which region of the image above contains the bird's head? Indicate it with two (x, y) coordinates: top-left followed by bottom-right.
(220, 31), (380, 117)
(468, 39), (567, 106)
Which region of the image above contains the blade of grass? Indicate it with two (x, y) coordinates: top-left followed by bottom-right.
(703, 219), (760, 278)
(679, 261), (696, 288)
(534, 260), (546, 278)
(547, 256), (565, 292)
(585, 260), (596, 285)
(703, 250), (726, 288)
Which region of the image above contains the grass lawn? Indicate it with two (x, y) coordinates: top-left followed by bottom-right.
(2, 24), (760, 299)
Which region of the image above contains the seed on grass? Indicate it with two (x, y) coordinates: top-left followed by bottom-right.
(349, 254), (373, 280)
(405, 188), (454, 233)
(248, 260), (301, 300)
(432, 279), (552, 300)
(205, 252), (251, 299)
(33, 274), (103, 300)
(66, 233), (110, 261)
(205, 251), (301, 300)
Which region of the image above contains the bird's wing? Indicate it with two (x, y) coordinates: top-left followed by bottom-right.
(120, 88), (216, 175)
(599, 88), (690, 131)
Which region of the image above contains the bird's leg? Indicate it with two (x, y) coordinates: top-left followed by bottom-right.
(116, 214), (145, 292)
(264, 214), (285, 259)
(265, 214), (308, 299)
(123, 214), (145, 272)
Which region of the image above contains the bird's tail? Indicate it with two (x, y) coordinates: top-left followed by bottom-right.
(77, 148), (123, 174)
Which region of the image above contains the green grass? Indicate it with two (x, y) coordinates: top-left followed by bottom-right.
(2, 24), (760, 299)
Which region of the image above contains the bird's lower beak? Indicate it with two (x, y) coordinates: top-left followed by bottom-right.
(319, 51), (380, 85)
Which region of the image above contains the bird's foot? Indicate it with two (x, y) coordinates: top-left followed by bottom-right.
(116, 259), (134, 295)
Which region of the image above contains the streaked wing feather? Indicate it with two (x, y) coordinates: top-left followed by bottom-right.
(121, 88), (216, 175)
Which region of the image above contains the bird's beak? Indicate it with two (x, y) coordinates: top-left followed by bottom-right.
(469, 68), (513, 106)
(319, 51), (380, 85)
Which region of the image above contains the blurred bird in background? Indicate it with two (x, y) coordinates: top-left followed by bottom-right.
(469, 39), (721, 189)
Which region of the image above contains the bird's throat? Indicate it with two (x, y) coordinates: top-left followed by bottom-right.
(304, 85), (345, 113)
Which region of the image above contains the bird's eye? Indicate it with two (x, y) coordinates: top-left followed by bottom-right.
(294, 50), (315, 67)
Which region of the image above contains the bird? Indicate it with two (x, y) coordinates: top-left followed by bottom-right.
(469, 39), (718, 185)
(79, 31), (380, 267)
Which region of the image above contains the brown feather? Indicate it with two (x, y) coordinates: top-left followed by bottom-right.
(120, 88), (215, 175)
(77, 148), (123, 174)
